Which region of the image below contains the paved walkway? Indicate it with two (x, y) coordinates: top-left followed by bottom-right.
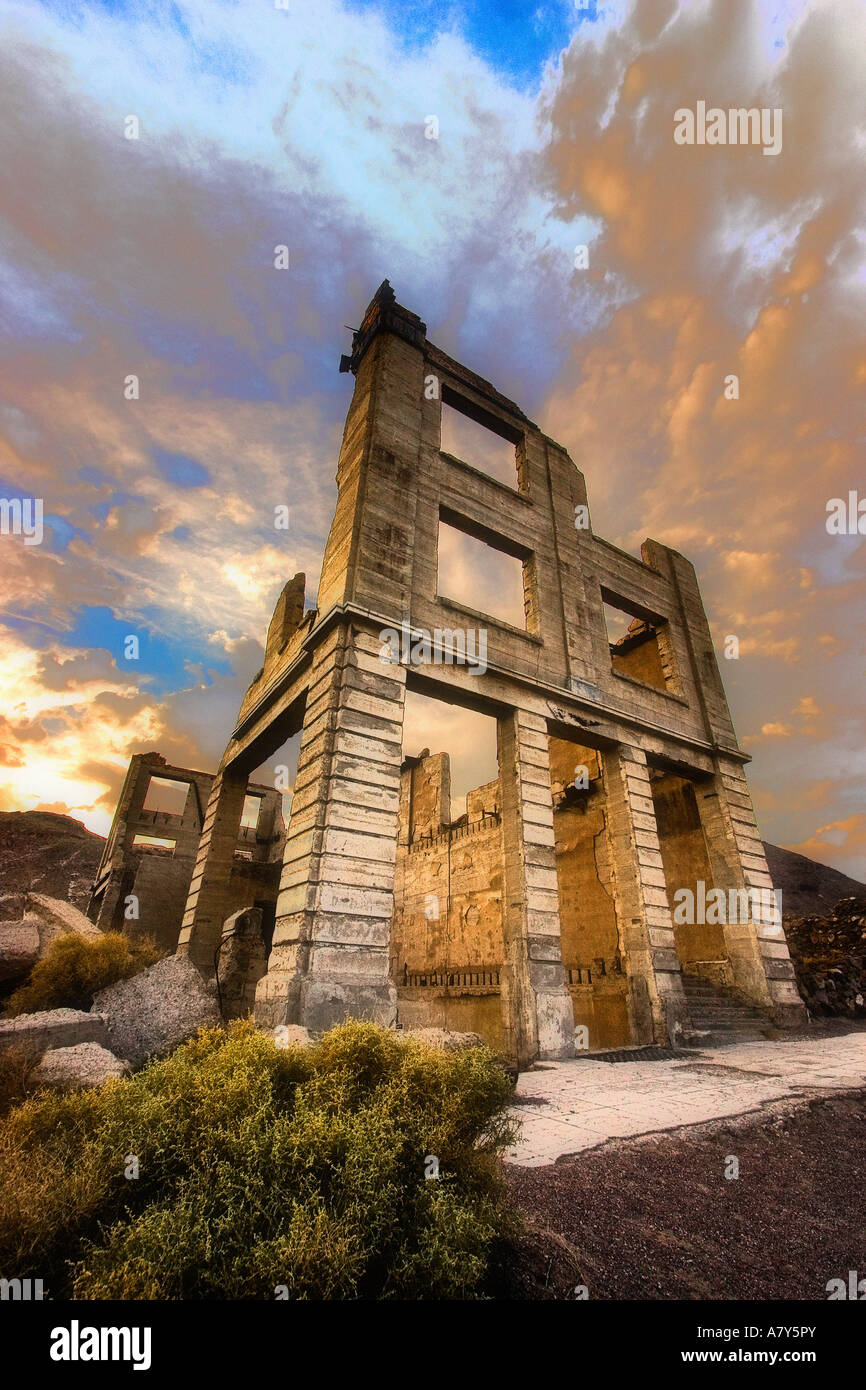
(507, 1030), (866, 1166)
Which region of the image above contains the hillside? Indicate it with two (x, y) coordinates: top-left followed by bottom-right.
(0, 808), (863, 944)
(0, 811), (105, 912)
(762, 842), (866, 919)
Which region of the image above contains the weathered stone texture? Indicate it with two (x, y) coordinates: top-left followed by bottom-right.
(0, 1008), (110, 1055)
(91, 955), (221, 1068)
(216, 907), (267, 1020)
(89, 752), (284, 957)
(32, 1042), (130, 1090)
(158, 282), (806, 1064)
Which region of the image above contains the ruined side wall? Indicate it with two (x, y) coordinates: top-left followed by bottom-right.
(547, 737), (630, 1048)
(94, 754), (285, 955)
(650, 772), (727, 975)
(391, 753), (506, 1050)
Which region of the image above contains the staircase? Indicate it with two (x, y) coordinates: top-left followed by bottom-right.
(681, 973), (776, 1046)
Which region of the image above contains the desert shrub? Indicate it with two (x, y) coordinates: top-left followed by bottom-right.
(0, 1020), (518, 1299)
(0, 1043), (41, 1121)
(4, 932), (164, 1017)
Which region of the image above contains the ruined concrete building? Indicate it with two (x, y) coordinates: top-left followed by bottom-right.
(100, 282), (807, 1066)
(88, 753), (284, 954)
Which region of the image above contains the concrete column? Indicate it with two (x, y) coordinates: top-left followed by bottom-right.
(601, 745), (690, 1045)
(89, 753), (146, 929)
(255, 623), (406, 1033)
(176, 764), (248, 971)
(498, 709), (574, 1066)
(695, 761), (807, 1027)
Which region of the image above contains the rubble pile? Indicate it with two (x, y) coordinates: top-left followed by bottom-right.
(784, 897), (866, 1017)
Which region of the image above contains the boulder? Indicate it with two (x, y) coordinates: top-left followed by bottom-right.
(398, 1027), (486, 1052)
(92, 954), (221, 1068)
(0, 1008), (110, 1055)
(26, 893), (102, 949)
(0, 919), (40, 983)
(0, 894), (103, 984)
(32, 1042), (130, 1090)
(0, 894), (27, 922)
(273, 1024), (314, 1049)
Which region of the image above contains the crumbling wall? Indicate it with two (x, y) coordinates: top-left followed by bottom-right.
(391, 753), (506, 1049)
(650, 770), (728, 978)
(548, 737), (630, 1048)
(89, 753), (285, 954)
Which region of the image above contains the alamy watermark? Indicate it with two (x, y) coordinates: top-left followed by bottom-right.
(672, 880), (782, 928)
(0, 496), (43, 545)
(826, 491), (865, 534)
(49, 1321), (151, 1370)
(379, 620), (488, 675)
(1, 1276), (44, 1300)
(826, 1270), (866, 1299)
(674, 102), (782, 156)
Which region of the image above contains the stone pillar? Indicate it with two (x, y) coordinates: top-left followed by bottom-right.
(92, 872), (126, 933)
(176, 764), (248, 971)
(695, 761), (806, 1027)
(89, 753), (148, 930)
(498, 709), (574, 1066)
(601, 745), (690, 1045)
(216, 907), (267, 1020)
(255, 623), (405, 1034)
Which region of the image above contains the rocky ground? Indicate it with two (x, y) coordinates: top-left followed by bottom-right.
(501, 1089), (866, 1300)
(784, 896), (866, 1018)
(763, 842), (866, 919)
(0, 811), (104, 911)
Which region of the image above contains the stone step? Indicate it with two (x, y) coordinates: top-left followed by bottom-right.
(688, 1005), (770, 1019)
(686, 1028), (771, 1047)
(680, 974), (774, 1039)
(689, 1007), (766, 1019)
(688, 1021), (772, 1034)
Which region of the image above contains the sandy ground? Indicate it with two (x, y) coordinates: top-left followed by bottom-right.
(502, 1088), (866, 1299)
(506, 1024), (866, 1165)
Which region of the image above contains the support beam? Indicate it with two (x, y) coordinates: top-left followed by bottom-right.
(695, 761), (807, 1027)
(176, 765), (249, 971)
(255, 624), (406, 1033)
(498, 709), (574, 1065)
(602, 745), (691, 1045)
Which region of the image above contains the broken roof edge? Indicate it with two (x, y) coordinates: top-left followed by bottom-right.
(340, 280), (537, 432)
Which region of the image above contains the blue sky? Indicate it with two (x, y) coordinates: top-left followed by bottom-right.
(1, 0), (864, 881)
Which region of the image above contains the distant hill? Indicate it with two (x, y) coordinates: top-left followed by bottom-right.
(762, 842), (866, 920)
(0, 810), (105, 912)
(0, 809), (862, 926)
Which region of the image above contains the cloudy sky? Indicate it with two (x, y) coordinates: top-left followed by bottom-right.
(0, 0), (863, 878)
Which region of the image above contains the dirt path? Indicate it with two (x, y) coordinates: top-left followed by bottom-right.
(503, 1090), (866, 1300)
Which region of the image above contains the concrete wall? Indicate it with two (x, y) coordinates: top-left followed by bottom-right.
(175, 281), (806, 1062)
(90, 753), (284, 955)
(390, 752), (507, 1048)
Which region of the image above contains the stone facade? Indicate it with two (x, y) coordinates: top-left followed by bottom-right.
(170, 280), (804, 1065)
(87, 752), (284, 954)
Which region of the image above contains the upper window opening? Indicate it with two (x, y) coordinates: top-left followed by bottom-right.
(132, 833), (176, 852)
(437, 519), (528, 629)
(240, 794), (263, 831)
(439, 387), (521, 491)
(602, 595), (673, 693)
(142, 776), (189, 817)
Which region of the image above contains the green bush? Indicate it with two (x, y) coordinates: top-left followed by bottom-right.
(0, 1020), (518, 1299)
(4, 932), (164, 1017)
(0, 1044), (40, 1121)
